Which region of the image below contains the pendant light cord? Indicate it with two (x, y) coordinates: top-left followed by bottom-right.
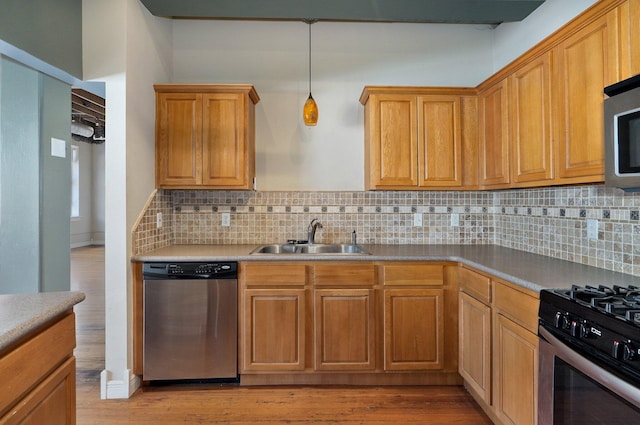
(308, 21), (312, 94)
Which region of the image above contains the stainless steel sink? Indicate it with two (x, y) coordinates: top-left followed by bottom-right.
(250, 243), (370, 255)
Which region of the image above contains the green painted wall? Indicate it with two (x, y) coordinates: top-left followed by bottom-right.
(0, 0), (83, 78)
(0, 57), (71, 294)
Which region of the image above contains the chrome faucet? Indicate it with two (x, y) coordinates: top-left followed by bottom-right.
(307, 218), (323, 244)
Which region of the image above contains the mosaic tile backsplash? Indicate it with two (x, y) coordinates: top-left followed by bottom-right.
(132, 185), (640, 276)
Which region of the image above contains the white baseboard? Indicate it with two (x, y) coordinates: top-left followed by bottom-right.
(70, 241), (93, 249)
(100, 369), (140, 399)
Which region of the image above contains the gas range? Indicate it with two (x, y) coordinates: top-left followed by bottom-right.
(539, 284), (640, 383)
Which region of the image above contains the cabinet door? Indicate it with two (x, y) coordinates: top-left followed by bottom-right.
(202, 93), (249, 187)
(1, 358), (75, 425)
(459, 292), (491, 405)
(384, 288), (444, 371)
(553, 12), (620, 181)
(242, 289), (305, 372)
(418, 96), (462, 187)
(479, 79), (510, 187)
(314, 289), (375, 371)
(510, 52), (553, 185)
(155, 92), (202, 186)
(494, 313), (538, 425)
(365, 94), (418, 188)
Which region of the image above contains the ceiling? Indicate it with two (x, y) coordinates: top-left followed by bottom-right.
(139, 0), (546, 25)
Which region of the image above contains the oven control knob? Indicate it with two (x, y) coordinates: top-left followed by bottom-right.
(554, 312), (570, 330)
(570, 320), (590, 338)
(613, 340), (636, 361)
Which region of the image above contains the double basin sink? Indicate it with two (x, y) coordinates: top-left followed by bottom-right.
(250, 243), (370, 255)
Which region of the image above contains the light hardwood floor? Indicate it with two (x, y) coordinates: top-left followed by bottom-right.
(70, 246), (492, 424)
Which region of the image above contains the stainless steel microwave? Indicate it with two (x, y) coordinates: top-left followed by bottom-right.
(604, 74), (640, 191)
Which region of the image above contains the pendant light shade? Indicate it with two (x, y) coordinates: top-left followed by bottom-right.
(303, 93), (318, 126)
(303, 20), (318, 126)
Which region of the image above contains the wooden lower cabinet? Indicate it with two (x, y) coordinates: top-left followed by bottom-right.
(494, 313), (538, 425)
(0, 313), (77, 425)
(314, 289), (375, 371)
(384, 288), (444, 371)
(239, 260), (459, 385)
(458, 291), (491, 404)
(242, 289), (306, 371)
(458, 266), (539, 425)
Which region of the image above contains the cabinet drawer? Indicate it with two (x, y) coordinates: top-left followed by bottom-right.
(459, 267), (491, 304)
(382, 263), (444, 286)
(241, 262), (307, 287)
(493, 281), (539, 334)
(314, 263), (375, 287)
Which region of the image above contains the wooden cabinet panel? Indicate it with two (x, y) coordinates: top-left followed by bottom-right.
(510, 52), (553, 185)
(202, 93), (248, 187)
(384, 289), (444, 370)
(494, 314), (538, 425)
(493, 281), (539, 334)
(155, 92), (202, 186)
(459, 292), (491, 405)
(479, 79), (510, 187)
(365, 94), (418, 188)
(242, 289), (305, 371)
(314, 263), (375, 287)
(1, 358), (75, 425)
(458, 266), (491, 304)
(418, 96), (462, 187)
(381, 263), (444, 286)
(314, 289), (375, 371)
(241, 262), (307, 287)
(154, 84), (258, 189)
(553, 12), (620, 181)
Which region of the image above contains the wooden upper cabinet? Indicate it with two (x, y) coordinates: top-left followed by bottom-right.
(155, 84), (259, 189)
(552, 12), (620, 183)
(509, 52), (553, 186)
(478, 79), (510, 188)
(363, 93), (418, 188)
(361, 87), (476, 190)
(155, 92), (202, 186)
(418, 96), (463, 187)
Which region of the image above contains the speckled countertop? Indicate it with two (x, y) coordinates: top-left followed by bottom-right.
(0, 291), (85, 353)
(132, 244), (640, 293)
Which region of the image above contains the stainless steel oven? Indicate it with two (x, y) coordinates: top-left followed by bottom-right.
(538, 286), (640, 424)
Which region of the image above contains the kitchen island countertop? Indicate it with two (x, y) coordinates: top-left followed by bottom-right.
(132, 244), (640, 293)
(0, 291), (85, 353)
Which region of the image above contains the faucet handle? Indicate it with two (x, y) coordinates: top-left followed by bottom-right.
(351, 230), (357, 245)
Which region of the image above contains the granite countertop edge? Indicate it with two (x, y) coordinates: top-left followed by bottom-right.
(132, 244), (640, 293)
(0, 291), (85, 353)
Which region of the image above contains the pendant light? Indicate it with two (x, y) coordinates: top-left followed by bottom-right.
(303, 19), (318, 126)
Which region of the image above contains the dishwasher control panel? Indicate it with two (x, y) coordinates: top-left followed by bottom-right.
(143, 262), (237, 279)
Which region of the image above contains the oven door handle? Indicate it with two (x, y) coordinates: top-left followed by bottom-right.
(539, 325), (640, 409)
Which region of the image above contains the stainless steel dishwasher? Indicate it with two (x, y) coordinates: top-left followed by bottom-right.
(142, 262), (238, 382)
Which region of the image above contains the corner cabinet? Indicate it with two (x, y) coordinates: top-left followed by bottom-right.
(360, 87), (478, 190)
(154, 84), (259, 190)
(458, 265), (539, 425)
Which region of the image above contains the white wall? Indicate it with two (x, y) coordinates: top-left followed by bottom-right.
(83, 0), (172, 398)
(70, 141), (105, 247)
(492, 0), (599, 71)
(92, 143), (105, 244)
(172, 21), (496, 191)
